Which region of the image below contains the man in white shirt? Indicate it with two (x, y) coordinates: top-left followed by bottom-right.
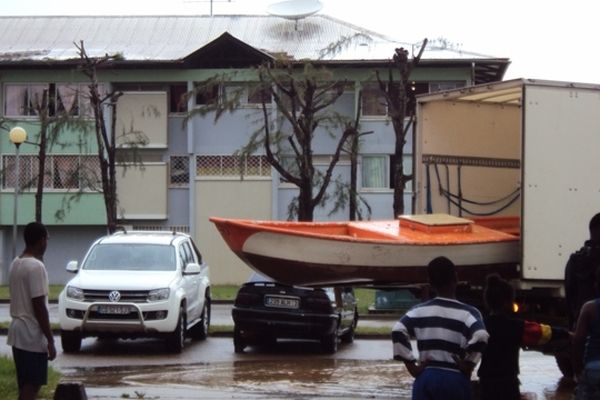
(7, 222), (56, 400)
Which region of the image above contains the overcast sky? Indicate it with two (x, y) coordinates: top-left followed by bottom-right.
(1, 0), (598, 84)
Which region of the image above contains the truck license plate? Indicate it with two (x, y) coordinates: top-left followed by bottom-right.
(95, 305), (133, 315)
(264, 296), (299, 309)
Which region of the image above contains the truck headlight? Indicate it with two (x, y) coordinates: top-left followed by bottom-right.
(66, 286), (84, 301)
(148, 288), (170, 302)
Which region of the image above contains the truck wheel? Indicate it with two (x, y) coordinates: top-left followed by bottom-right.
(61, 330), (82, 353)
(166, 308), (185, 353)
(233, 326), (246, 353)
(321, 332), (338, 354)
(190, 297), (210, 340)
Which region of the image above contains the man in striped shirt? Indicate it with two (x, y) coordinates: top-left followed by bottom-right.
(392, 256), (489, 400)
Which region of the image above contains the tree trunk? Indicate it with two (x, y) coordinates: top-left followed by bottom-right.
(35, 90), (50, 223)
(349, 131), (358, 220)
(392, 117), (407, 217)
(297, 177), (314, 222)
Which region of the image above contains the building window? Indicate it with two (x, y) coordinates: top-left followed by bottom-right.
(196, 155), (271, 177)
(169, 84), (188, 113)
(1, 154), (101, 191)
(247, 84), (272, 105)
(362, 155), (413, 190)
(169, 155), (189, 187)
(361, 83), (387, 117)
(361, 81), (436, 118)
(195, 82), (219, 106)
(4, 83), (104, 118)
(429, 81), (465, 93)
(4, 84), (49, 116)
(114, 82), (188, 114)
(56, 83), (104, 117)
(362, 155), (388, 188)
(223, 84), (271, 107)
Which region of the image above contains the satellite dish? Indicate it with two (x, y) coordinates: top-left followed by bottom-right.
(267, 0), (323, 21)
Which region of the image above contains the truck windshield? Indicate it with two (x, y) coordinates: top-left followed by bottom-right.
(83, 244), (176, 271)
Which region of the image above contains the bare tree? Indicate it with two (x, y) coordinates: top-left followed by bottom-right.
(376, 40), (428, 217)
(251, 61), (354, 221)
(30, 89), (89, 222)
(76, 41), (124, 233)
(328, 90), (372, 221)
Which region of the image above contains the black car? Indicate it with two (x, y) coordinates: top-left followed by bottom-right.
(232, 273), (358, 353)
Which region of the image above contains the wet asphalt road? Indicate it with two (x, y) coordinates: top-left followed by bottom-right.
(0, 335), (573, 399)
(0, 303), (574, 399)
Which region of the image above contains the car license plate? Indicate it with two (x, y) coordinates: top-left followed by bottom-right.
(264, 296), (300, 309)
(95, 305), (133, 315)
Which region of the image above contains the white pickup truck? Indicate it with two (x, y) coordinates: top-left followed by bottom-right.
(58, 230), (211, 353)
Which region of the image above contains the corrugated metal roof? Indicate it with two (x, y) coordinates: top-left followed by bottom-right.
(0, 14), (503, 63)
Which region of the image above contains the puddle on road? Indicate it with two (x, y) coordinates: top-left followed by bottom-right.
(65, 356), (576, 399)
(67, 359), (412, 398)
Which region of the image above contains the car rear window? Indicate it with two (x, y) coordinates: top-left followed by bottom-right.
(83, 244), (176, 271)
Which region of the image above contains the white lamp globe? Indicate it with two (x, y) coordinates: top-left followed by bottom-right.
(9, 126), (27, 145)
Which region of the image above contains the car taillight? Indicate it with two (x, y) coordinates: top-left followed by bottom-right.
(304, 296), (334, 313)
(235, 292), (262, 306)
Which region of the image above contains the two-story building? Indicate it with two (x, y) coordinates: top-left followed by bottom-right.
(0, 15), (509, 284)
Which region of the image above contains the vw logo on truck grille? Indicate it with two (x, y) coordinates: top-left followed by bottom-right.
(108, 291), (121, 302)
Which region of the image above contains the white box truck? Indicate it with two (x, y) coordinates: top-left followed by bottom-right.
(414, 78), (600, 317)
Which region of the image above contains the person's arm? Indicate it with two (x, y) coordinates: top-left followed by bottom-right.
(464, 318), (489, 364)
(565, 256), (577, 328)
(462, 312), (489, 377)
(521, 320), (570, 347)
(403, 359), (428, 378)
(572, 300), (594, 379)
(392, 316), (427, 377)
(32, 296), (56, 361)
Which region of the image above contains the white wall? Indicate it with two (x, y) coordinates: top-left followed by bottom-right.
(195, 178), (272, 284)
(415, 100), (521, 216)
(522, 85), (600, 280)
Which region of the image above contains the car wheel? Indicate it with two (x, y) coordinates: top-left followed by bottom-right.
(259, 334), (277, 348)
(341, 310), (358, 344)
(321, 332), (338, 354)
(61, 330), (82, 353)
(233, 326), (246, 354)
(166, 307), (186, 353)
(341, 326), (355, 344)
(190, 297), (211, 341)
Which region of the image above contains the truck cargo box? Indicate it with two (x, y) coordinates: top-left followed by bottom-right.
(415, 79), (600, 285)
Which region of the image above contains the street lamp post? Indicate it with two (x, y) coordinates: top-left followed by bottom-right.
(9, 126), (27, 260)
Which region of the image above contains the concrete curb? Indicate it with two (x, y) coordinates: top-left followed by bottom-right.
(0, 299), (234, 305)
(0, 329), (389, 340)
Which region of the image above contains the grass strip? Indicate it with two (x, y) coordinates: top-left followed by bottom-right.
(0, 355), (60, 399)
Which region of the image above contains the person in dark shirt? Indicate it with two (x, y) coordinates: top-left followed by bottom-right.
(478, 274), (570, 400)
(573, 266), (600, 399)
(565, 212), (600, 330)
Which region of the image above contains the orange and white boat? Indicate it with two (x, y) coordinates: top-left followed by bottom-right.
(209, 214), (520, 286)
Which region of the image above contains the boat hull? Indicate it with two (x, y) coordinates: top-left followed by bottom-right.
(210, 217), (520, 286)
